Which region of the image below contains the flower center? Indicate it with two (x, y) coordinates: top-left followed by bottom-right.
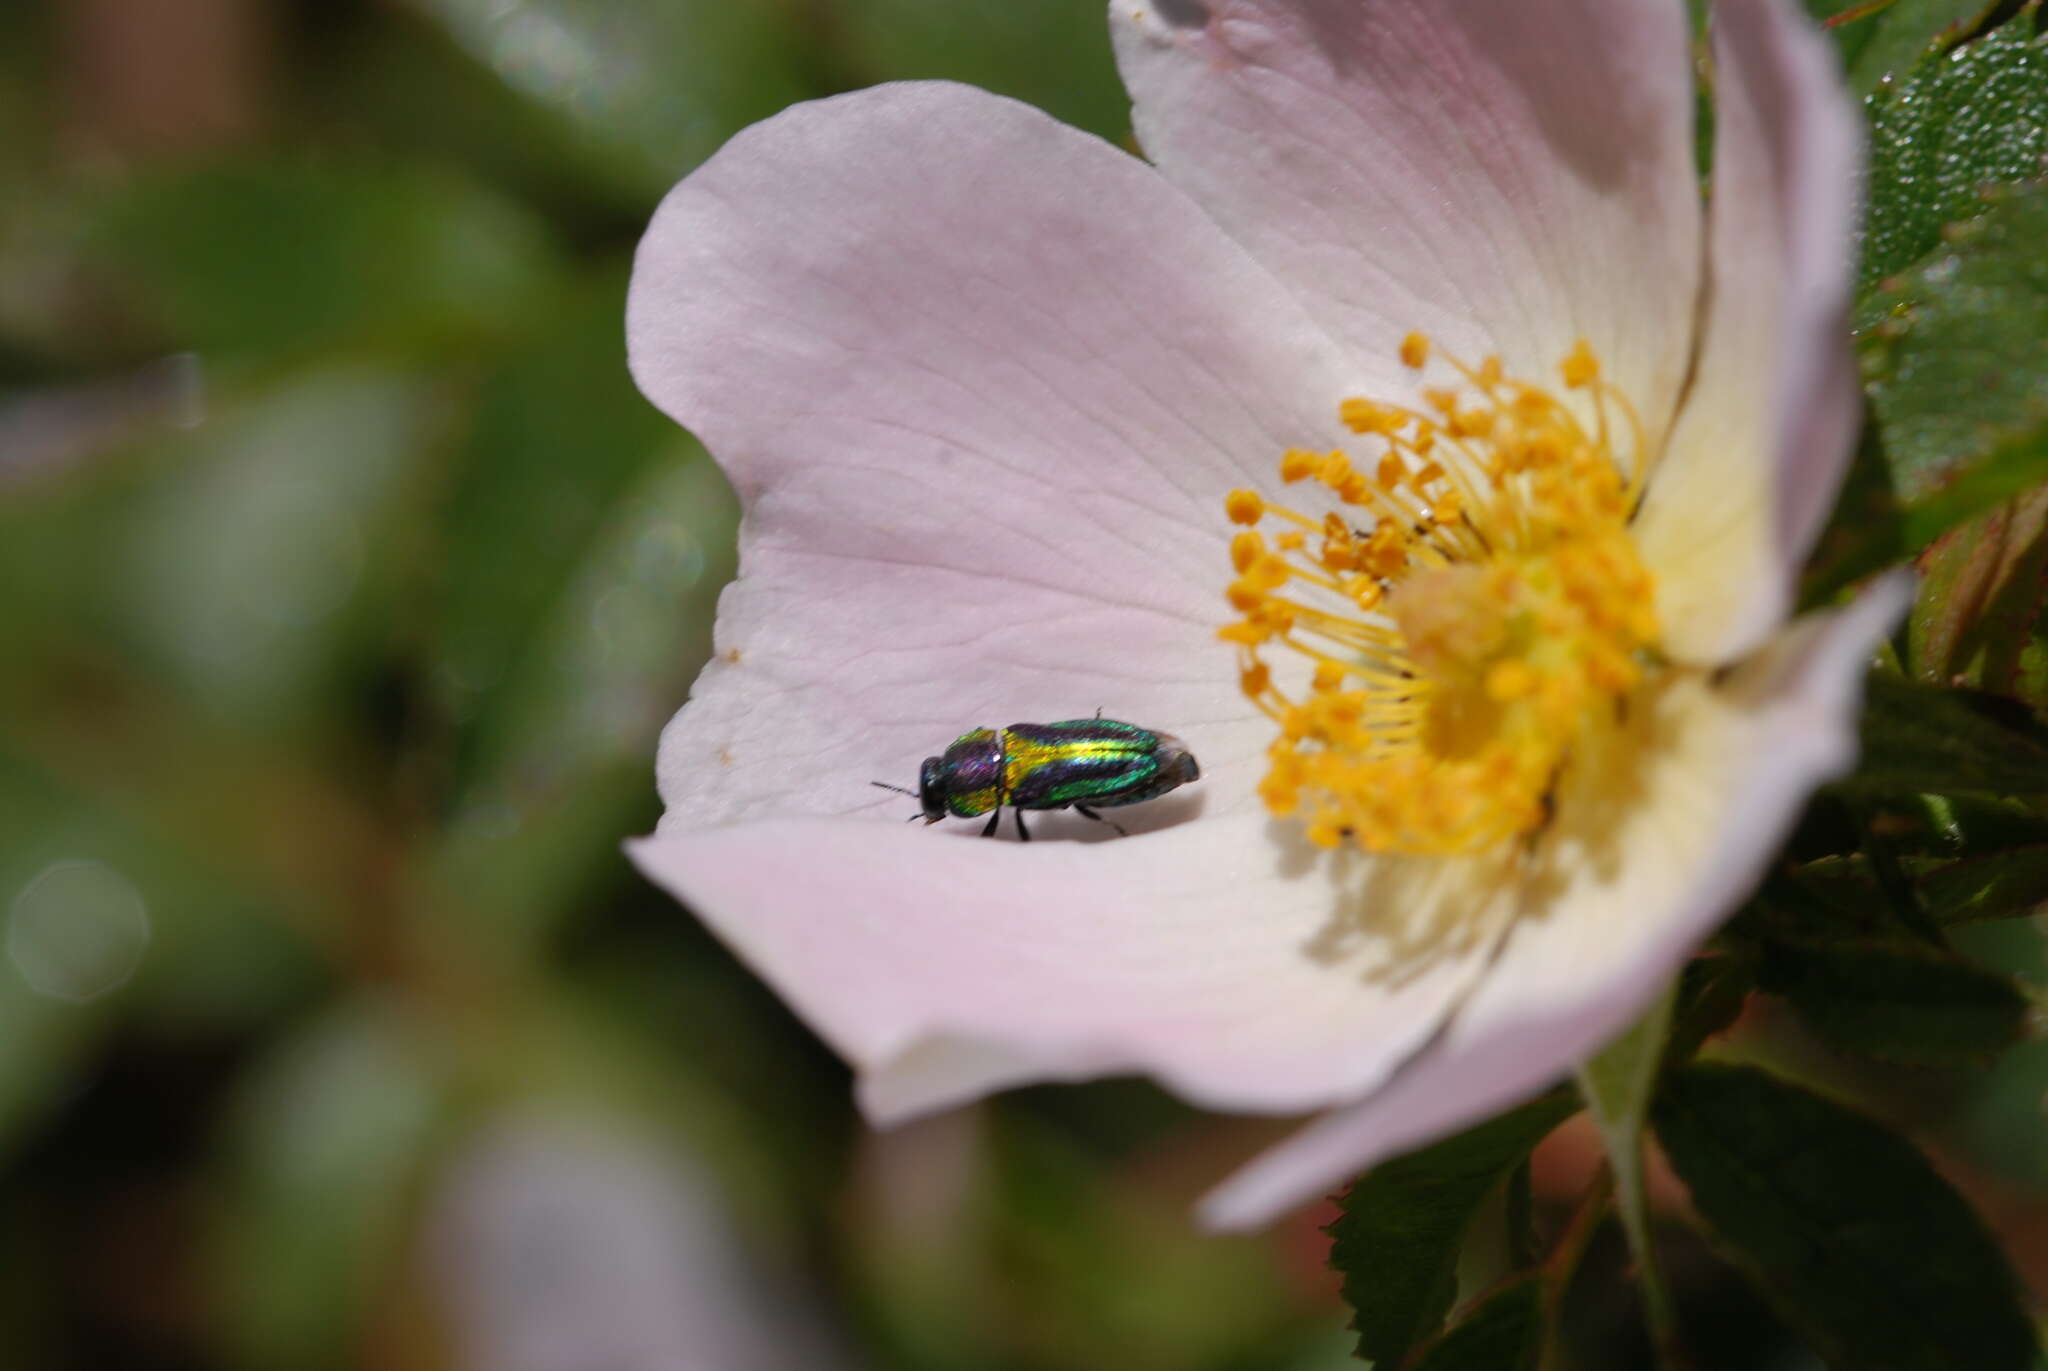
(1221, 335), (1660, 856)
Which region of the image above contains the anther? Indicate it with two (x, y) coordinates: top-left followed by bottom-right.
(1279, 449), (1321, 483)
(1226, 489), (1265, 525)
(1340, 399), (1394, 435)
(1230, 530), (1265, 573)
(1561, 339), (1599, 388)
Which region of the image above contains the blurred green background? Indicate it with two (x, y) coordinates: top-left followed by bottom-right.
(1, 2), (2043, 1369)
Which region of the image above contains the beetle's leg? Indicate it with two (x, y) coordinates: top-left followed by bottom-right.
(980, 810), (1000, 838)
(1074, 804), (1126, 837)
(1014, 808), (1031, 842)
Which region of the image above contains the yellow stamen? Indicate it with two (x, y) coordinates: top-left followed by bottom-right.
(1279, 449), (1322, 483)
(1561, 338), (1600, 388)
(1217, 336), (1659, 857)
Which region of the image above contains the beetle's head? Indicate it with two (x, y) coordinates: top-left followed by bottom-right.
(916, 756), (949, 823)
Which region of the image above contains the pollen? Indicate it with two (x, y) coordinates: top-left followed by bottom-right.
(1218, 336), (1658, 856)
(1225, 489), (1266, 525)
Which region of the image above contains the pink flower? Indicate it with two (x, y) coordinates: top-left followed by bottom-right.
(625, 0), (1904, 1229)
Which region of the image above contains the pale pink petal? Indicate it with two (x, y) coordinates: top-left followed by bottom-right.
(1199, 572), (1911, 1229)
(626, 81), (1363, 835)
(1113, 0), (1701, 443)
(1635, 0), (1863, 664)
(629, 814), (1520, 1119)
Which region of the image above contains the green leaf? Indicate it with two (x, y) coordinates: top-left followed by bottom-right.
(424, 446), (737, 958)
(1328, 1092), (1579, 1367)
(1843, 672), (2048, 797)
(1754, 819), (2048, 928)
(428, 266), (676, 755)
(0, 744), (324, 1160)
(836, 0), (1132, 142)
(405, 0), (809, 203)
(1402, 1273), (1544, 1371)
(1823, 0), (2006, 94)
(980, 1109), (1299, 1369)
(87, 162), (561, 358)
(1667, 953), (1760, 1062)
(549, 956), (848, 1227)
(1757, 936), (2030, 1062)
(112, 367), (450, 727)
(1858, 183), (2048, 550)
(1959, 1034), (2048, 1184)
(1858, 804), (1951, 943)
(1653, 1063), (2037, 1371)
(313, 19), (649, 221)
(2021, 621), (2048, 705)
(1861, 16), (2048, 294)
(1911, 487), (2048, 701)
(1742, 855), (1931, 943)
(1897, 430), (2048, 555)
(0, 755), (121, 1157)
(1866, 793), (2048, 856)
(207, 1001), (446, 1371)
(422, 270), (738, 957)
(1917, 843), (2048, 920)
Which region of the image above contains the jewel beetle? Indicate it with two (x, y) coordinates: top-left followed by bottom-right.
(873, 716), (1200, 840)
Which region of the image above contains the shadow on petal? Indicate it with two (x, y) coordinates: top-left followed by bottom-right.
(1517, 675), (1678, 917)
(1284, 819), (1520, 993)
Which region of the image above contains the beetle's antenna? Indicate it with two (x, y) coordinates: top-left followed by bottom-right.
(872, 781), (927, 823)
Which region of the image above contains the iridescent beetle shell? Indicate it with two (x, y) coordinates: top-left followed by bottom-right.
(880, 717), (1200, 840)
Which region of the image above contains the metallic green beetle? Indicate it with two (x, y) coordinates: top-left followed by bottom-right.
(873, 716), (1200, 840)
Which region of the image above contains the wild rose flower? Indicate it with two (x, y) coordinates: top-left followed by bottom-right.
(625, 0), (1906, 1228)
